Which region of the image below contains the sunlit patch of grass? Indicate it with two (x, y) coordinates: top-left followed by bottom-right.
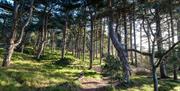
(0, 48), (102, 91)
(114, 76), (180, 91)
(83, 70), (102, 79)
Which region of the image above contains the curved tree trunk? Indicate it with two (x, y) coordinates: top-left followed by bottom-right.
(108, 0), (130, 84)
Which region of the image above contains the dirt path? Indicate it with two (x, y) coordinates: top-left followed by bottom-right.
(79, 66), (117, 91)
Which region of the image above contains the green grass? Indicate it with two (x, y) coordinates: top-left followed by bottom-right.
(0, 48), (101, 91)
(0, 48), (179, 91)
(107, 76), (180, 91)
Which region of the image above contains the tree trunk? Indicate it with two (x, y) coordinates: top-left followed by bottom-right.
(83, 25), (86, 61)
(133, 6), (137, 66)
(151, 41), (159, 91)
(100, 19), (103, 64)
(111, 42), (114, 56)
(130, 17), (133, 65)
(160, 61), (168, 78)
(2, 0), (34, 66)
(108, 0), (130, 84)
(36, 41), (46, 59)
(51, 30), (56, 52)
(36, 12), (48, 59)
(61, 19), (67, 59)
(173, 64), (178, 80)
(107, 25), (111, 59)
(152, 66), (158, 91)
(89, 13), (94, 69)
(123, 10), (128, 53)
(155, 7), (168, 78)
(95, 25), (98, 58)
(140, 24), (143, 61)
(2, 44), (15, 66)
(16, 31), (28, 53)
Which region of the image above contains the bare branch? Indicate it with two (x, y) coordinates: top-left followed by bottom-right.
(128, 49), (151, 56)
(155, 41), (180, 68)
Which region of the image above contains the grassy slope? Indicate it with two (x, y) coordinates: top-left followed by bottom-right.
(0, 48), (101, 91)
(0, 48), (179, 91)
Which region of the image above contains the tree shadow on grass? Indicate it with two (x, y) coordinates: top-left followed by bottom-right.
(158, 79), (180, 91)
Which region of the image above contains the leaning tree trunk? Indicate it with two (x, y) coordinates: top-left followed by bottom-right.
(2, 0), (34, 67)
(37, 41), (46, 59)
(109, 19), (130, 84)
(108, 0), (130, 84)
(16, 31), (28, 53)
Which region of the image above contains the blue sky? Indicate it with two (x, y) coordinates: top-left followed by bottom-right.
(0, 0), (13, 4)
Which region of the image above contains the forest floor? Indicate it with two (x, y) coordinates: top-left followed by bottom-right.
(0, 48), (180, 91)
(79, 66), (118, 91)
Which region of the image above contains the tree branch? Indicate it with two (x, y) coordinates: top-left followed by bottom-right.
(15, 0), (34, 46)
(127, 49), (151, 56)
(155, 41), (180, 68)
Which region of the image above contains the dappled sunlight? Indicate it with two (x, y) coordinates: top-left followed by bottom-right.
(0, 49), (102, 91)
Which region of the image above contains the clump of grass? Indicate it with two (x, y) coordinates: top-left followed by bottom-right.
(53, 57), (75, 67)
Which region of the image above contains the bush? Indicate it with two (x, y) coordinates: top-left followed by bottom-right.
(23, 47), (34, 55)
(53, 57), (74, 67)
(103, 55), (123, 80)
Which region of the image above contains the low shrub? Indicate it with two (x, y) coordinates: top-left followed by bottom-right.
(102, 55), (123, 80)
(53, 57), (75, 67)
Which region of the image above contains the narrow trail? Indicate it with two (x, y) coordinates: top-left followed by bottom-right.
(79, 66), (118, 91)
